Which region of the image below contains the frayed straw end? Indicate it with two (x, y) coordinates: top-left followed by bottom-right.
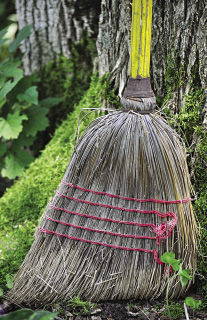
(121, 96), (157, 113)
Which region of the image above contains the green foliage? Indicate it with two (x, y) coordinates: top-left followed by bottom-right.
(0, 27), (9, 53)
(2, 150), (34, 179)
(178, 266), (192, 287)
(23, 106), (49, 137)
(161, 252), (181, 271)
(0, 73), (119, 288)
(29, 32), (97, 155)
(160, 252), (192, 288)
(0, 274), (13, 296)
(67, 295), (97, 315)
(0, 25), (61, 179)
(5, 274), (13, 289)
(185, 297), (202, 310)
(0, 1), (15, 30)
(18, 86), (38, 105)
(162, 302), (184, 320)
(0, 112), (28, 139)
(0, 59), (23, 99)
(9, 24), (32, 53)
(39, 31), (97, 129)
(161, 252), (196, 317)
(0, 309), (57, 320)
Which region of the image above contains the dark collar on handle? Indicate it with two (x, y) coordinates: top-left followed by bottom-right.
(123, 76), (155, 99)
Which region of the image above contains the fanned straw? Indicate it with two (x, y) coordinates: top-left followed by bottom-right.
(8, 110), (197, 306)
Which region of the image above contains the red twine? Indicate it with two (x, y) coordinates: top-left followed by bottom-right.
(46, 215), (159, 240)
(62, 180), (191, 205)
(56, 191), (173, 217)
(39, 181), (190, 265)
(39, 227), (164, 265)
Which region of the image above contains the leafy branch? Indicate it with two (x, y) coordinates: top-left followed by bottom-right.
(0, 24), (62, 179)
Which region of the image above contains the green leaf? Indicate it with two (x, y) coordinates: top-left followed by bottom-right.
(0, 112), (28, 139)
(1, 149), (34, 179)
(9, 24), (33, 52)
(1, 153), (24, 179)
(0, 97), (6, 109)
(161, 252), (175, 263)
(0, 308), (34, 320)
(6, 274), (13, 289)
(185, 297), (202, 310)
(15, 149), (34, 166)
(160, 252), (181, 271)
(17, 86), (38, 105)
(0, 76), (6, 89)
(0, 26), (9, 50)
(0, 60), (23, 79)
(24, 106), (49, 137)
(0, 141), (7, 157)
(5, 74), (39, 105)
(0, 78), (23, 98)
(11, 133), (34, 149)
(0, 288), (3, 296)
(39, 97), (62, 108)
(178, 266), (192, 287)
(170, 260), (181, 271)
(0, 60), (23, 99)
(29, 310), (58, 320)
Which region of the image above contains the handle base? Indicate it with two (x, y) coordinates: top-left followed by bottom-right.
(123, 76), (155, 99)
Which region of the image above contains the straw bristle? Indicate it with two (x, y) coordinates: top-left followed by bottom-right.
(8, 110), (198, 306)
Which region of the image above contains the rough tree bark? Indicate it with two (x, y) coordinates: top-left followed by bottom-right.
(16, 0), (206, 102)
(15, 0), (207, 181)
(15, 0), (101, 74)
(97, 0), (207, 177)
(97, 0), (207, 103)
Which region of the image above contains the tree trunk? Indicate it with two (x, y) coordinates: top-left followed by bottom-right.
(97, 0), (207, 182)
(96, 0), (131, 96)
(16, 0), (207, 101)
(97, 0), (206, 104)
(15, 0), (101, 74)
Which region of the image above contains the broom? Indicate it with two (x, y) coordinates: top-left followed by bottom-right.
(8, 0), (197, 306)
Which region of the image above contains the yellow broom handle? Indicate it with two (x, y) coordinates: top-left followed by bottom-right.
(130, 0), (153, 79)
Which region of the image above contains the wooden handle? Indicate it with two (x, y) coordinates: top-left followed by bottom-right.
(130, 0), (153, 79)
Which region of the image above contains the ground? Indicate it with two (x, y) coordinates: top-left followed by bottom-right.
(54, 299), (207, 320)
(1, 295), (207, 320)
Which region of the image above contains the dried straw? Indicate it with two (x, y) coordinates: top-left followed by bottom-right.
(8, 101), (198, 306)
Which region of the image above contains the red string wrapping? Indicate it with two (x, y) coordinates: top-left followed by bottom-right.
(39, 181), (191, 265)
(46, 215), (158, 240)
(62, 180), (192, 204)
(49, 204), (177, 242)
(39, 227), (164, 265)
(56, 190), (173, 217)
